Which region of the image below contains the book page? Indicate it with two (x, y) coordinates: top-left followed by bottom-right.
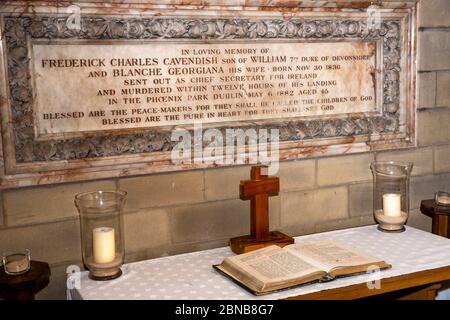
(225, 245), (323, 283)
(285, 241), (384, 273)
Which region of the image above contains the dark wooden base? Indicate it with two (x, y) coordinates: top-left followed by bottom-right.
(377, 225), (406, 233)
(229, 231), (294, 254)
(420, 199), (450, 238)
(89, 268), (122, 281)
(0, 261), (50, 300)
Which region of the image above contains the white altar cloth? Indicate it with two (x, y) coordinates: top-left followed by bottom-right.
(67, 225), (450, 300)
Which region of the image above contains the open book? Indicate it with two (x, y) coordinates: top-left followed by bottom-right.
(214, 241), (391, 295)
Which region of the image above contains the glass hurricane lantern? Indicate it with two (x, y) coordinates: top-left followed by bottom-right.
(371, 161), (413, 233)
(75, 190), (127, 280)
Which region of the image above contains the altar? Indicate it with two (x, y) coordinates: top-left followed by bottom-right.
(67, 225), (450, 300)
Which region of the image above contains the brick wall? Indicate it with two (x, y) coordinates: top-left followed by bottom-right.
(0, 0), (449, 299)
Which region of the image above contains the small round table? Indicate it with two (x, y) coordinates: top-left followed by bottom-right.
(0, 261), (51, 300)
(420, 199), (450, 238)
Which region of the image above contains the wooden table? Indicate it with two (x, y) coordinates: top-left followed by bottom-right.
(68, 226), (450, 300)
(0, 261), (51, 300)
(289, 266), (450, 300)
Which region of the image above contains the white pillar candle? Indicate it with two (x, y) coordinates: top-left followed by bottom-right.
(383, 193), (402, 217)
(93, 227), (116, 264)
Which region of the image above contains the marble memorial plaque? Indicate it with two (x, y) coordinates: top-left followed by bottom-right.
(0, 1), (418, 188)
(32, 41), (377, 138)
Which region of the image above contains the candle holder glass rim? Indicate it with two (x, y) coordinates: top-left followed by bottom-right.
(75, 190), (127, 202)
(2, 249), (31, 275)
(75, 190), (127, 214)
(435, 191), (450, 207)
(2, 249), (31, 262)
(370, 161), (413, 177)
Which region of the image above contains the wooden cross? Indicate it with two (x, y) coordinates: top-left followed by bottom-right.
(240, 166), (279, 240)
(229, 165), (294, 254)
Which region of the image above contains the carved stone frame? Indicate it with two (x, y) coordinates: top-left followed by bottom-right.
(0, 1), (417, 188)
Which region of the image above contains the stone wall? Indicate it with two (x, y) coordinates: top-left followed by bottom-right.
(0, 0), (449, 299)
